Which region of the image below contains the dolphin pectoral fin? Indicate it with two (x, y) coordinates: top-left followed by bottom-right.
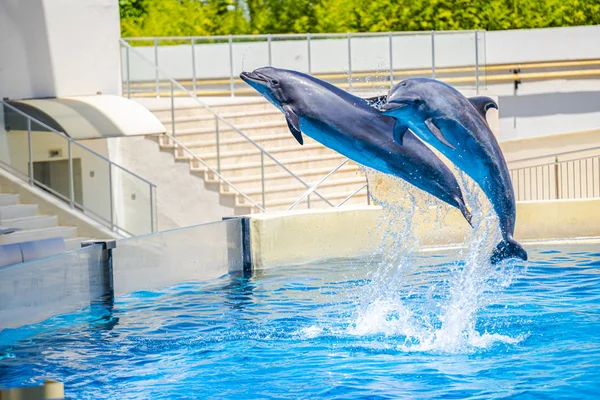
(283, 105), (303, 145)
(363, 95), (387, 109)
(469, 96), (498, 118)
(425, 118), (455, 150)
(392, 120), (409, 146)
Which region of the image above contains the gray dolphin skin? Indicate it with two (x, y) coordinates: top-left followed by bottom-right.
(240, 67), (473, 224)
(380, 78), (527, 263)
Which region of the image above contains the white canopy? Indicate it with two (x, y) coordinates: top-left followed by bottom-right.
(12, 95), (165, 139)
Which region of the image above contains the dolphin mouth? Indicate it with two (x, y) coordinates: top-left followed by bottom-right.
(379, 102), (408, 114)
(240, 71), (267, 85)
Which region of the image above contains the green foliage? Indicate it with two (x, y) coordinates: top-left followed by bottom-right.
(120, 0), (249, 38)
(119, 0), (148, 20)
(120, 0), (600, 37)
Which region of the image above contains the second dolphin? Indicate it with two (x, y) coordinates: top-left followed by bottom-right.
(381, 78), (527, 263)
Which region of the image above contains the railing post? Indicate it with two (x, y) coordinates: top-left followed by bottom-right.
(228, 35), (235, 97)
(154, 38), (160, 98)
(475, 30), (480, 95)
(215, 116), (221, 174)
(27, 119), (33, 185)
(347, 32), (352, 89)
(554, 157), (560, 199)
(108, 162), (114, 231)
(170, 81), (175, 135)
(191, 38), (197, 97)
(431, 30), (436, 78)
(307, 33), (312, 74)
(389, 32), (394, 86)
(261, 152), (265, 208)
(68, 140), (74, 208)
(267, 34), (272, 66)
(126, 45), (131, 99)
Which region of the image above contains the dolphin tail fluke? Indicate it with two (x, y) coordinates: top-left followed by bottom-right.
(490, 237), (528, 264)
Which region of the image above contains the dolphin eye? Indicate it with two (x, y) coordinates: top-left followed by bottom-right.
(271, 80), (279, 86)
(400, 81), (407, 87)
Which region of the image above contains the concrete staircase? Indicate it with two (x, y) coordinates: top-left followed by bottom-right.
(0, 192), (89, 250)
(147, 98), (369, 211)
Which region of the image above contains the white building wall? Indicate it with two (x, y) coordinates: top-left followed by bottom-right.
(486, 25), (600, 65)
(0, 0), (121, 99)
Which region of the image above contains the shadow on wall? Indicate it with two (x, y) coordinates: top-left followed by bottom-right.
(1, 0), (55, 98)
(500, 91), (600, 118)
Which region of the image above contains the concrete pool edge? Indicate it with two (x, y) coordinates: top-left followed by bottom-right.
(248, 199), (600, 269)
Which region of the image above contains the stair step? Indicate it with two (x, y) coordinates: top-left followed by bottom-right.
(0, 194), (19, 207)
(194, 142), (326, 161)
(150, 99), (274, 119)
(177, 132), (298, 148)
(0, 204), (39, 221)
(227, 164), (361, 184)
(172, 120), (287, 137)
(266, 190), (369, 209)
(191, 153), (346, 173)
(245, 176), (367, 196)
(161, 109), (281, 125)
(1, 215), (58, 230)
(0, 226), (78, 245)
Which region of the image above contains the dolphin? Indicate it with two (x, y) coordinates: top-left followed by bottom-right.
(380, 78), (527, 263)
(240, 67), (472, 224)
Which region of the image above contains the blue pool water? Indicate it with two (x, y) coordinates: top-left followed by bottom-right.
(1, 245), (600, 399)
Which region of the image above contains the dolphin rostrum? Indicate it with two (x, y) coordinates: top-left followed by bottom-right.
(240, 67), (472, 224)
(380, 78), (527, 263)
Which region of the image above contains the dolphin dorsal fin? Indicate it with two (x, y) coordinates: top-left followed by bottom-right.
(283, 104), (303, 145)
(425, 119), (455, 150)
(469, 96), (498, 118)
(392, 120), (409, 146)
(363, 95), (387, 109)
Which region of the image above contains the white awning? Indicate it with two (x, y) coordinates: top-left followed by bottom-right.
(11, 95), (166, 139)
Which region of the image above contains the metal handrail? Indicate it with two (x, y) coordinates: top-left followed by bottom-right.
(508, 144), (600, 164)
(288, 159), (349, 210)
(122, 29), (484, 98)
(511, 153), (600, 171)
(121, 30), (479, 42)
(337, 183), (368, 207)
(509, 151), (600, 201)
(288, 158), (372, 210)
(1, 100), (157, 235)
(120, 39), (335, 208)
(165, 133), (266, 212)
(2, 101), (156, 188)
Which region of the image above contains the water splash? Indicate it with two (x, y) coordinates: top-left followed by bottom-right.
(347, 170), (524, 353)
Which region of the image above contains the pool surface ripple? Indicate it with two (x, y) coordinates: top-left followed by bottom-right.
(1, 246), (600, 399)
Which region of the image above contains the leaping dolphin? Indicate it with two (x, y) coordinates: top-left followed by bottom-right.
(380, 78), (527, 263)
(240, 67), (472, 224)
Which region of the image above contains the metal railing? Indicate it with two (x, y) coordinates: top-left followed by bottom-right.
(509, 147), (600, 201)
(121, 39), (334, 211)
(304, 145), (600, 209)
(165, 133), (265, 211)
(122, 30), (485, 97)
(0, 101), (157, 236)
(288, 159), (371, 210)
